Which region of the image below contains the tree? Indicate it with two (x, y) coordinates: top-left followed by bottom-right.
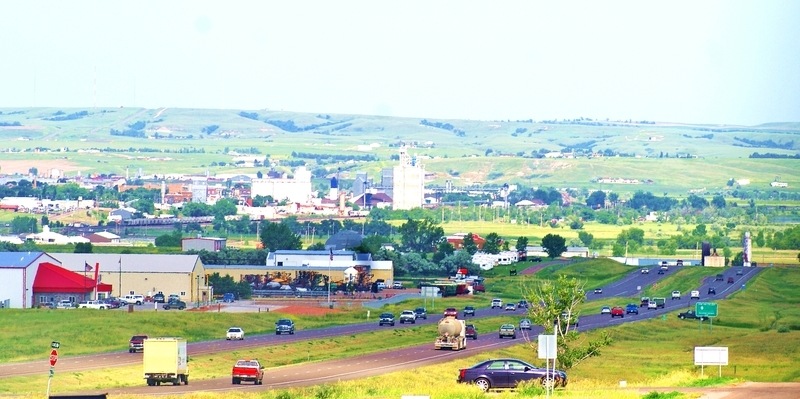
(259, 221), (302, 252)
(439, 251), (479, 275)
(11, 216), (37, 234)
(462, 232), (478, 255)
(432, 241), (455, 265)
(515, 236), (529, 253)
(524, 275), (612, 369)
(586, 190), (606, 208)
(155, 231), (183, 247)
(483, 232), (502, 254)
(541, 234), (567, 259)
(711, 195), (726, 208)
(397, 218), (444, 255)
(74, 242), (93, 253)
(578, 231), (593, 247)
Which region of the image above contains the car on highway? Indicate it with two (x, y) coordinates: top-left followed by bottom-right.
(678, 310), (708, 321)
(728, 277), (735, 284)
(491, 298), (503, 308)
(414, 307), (427, 319)
(129, 334), (148, 353)
(708, 287), (716, 295)
(600, 306), (611, 315)
(715, 274), (724, 281)
(648, 301), (658, 310)
(226, 327), (245, 340)
(640, 297), (650, 307)
(465, 324), (478, 340)
(625, 304), (639, 315)
(519, 318), (532, 330)
(736, 268), (744, 275)
(558, 312), (579, 328)
(457, 358), (567, 392)
(641, 268), (650, 274)
(504, 303), (516, 311)
(463, 306), (476, 317)
(498, 324), (517, 339)
(610, 306), (624, 318)
(657, 269), (665, 275)
(399, 310), (417, 324)
(671, 290), (681, 300)
(443, 307), (459, 318)
(653, 297), (666, 308)
(517, 300), (530, 309)
(690, 290), (700, 299)
(378, 312), (395, 326)
(594, 288), (603, 294)
(275, 318), (295, 335)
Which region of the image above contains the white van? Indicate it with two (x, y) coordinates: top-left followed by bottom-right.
(122, 294), (145, 305)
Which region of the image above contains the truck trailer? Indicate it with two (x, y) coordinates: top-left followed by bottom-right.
(143, 337), (189, 386)
(435, 316), (467, 350)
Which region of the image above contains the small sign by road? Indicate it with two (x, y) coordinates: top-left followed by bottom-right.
(49, 349), (58, 367)
(695, 302), (718, 317)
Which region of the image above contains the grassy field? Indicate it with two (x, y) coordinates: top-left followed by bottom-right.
(1, 261), (798, 398)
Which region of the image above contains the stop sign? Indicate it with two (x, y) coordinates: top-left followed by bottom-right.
(49, 349), (58, 367)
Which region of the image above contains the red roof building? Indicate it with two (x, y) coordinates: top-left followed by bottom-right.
(33, 262), (112, 300)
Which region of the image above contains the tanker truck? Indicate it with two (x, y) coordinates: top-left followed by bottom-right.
(435, 316), (467, 350)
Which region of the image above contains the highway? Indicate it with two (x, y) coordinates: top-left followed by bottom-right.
(0, 265), (761, 394)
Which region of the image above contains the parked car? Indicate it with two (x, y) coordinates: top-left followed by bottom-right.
(465, 324), (478, 340)
(226, 327), (245, 340)
(399, 310), (417, 324)
(102, 297), (122, 309)
(690, 290), (700, 299)
(392, 281), (404, 289)
(671, 290), (681, 300)
(491, 298), (503, 309)
(414, 307), (427, 319)
(162, 299), (186, 310)
(600, 306), (611, 315)
(152, 292), (166, 303)
(625, 304), (639, 315)
(594, 288), (603, 294)
(223, 292), (236, 302)
(378, 312), (395, 326)
(56, 300), (74, 309)
(457, 358), (567, 392)
(498, 324), (517, 339)
(463, 306), (476, 317)
(678, 310), (708, 321)
(504, 303), (516, 311)
(727, 277), (735, 284)
(708, 287), (716, 295)
(275, 319), (295, 335)
(129, 334), (148, 353)
(518, 318), (532, 330)
(443, 307), (459, 318)
(610, 306), (624, 318)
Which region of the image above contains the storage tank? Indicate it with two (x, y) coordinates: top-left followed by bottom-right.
(437, 316), (463, 336)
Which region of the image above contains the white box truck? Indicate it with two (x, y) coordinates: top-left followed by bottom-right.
(143, 337), (189, 386)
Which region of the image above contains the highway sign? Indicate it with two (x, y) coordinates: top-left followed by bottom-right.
(695, 302), (718, 317)
(49, 349), (58, 367)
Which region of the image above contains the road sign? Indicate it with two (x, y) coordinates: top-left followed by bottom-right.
(695, 302), (718, 317)
(50, 341), (60, 349)
(49, 349), (58, 367)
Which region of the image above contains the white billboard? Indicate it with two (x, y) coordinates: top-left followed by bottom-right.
(694, 346), (728, 366)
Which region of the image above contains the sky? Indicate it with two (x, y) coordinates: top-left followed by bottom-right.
(2, 1), (799, 125)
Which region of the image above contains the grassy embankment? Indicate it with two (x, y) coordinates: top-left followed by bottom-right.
(2, 261), (798, 398)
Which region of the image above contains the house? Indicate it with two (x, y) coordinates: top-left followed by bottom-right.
(181, 236), (227, 252)
(87, 231), (121, 244)
(26, 225), (90, 245)
(109, 208), (136, 222)
(446, 233), (486, 250)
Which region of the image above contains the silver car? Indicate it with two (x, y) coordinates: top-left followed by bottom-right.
(518, 318), (532, 330)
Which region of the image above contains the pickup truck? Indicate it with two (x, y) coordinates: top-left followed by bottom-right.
(78, 300), (109, 309)
(231, 359), (264, 385)
(678, 310), (708, 321)
(129, 335), (148, 353)
(399, 310), (416, 324)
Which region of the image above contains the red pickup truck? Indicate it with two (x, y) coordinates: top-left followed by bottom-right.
(231, 359), (264, 385)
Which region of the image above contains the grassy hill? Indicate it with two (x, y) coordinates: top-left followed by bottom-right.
(1, 107), (798, 196)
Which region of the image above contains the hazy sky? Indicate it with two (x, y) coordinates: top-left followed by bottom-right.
(2, 1), (799, 125)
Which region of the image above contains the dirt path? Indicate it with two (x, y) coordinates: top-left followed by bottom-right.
(638, 382), (800, 398)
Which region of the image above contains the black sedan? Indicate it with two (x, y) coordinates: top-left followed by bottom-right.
(457, 358), (567, 391)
